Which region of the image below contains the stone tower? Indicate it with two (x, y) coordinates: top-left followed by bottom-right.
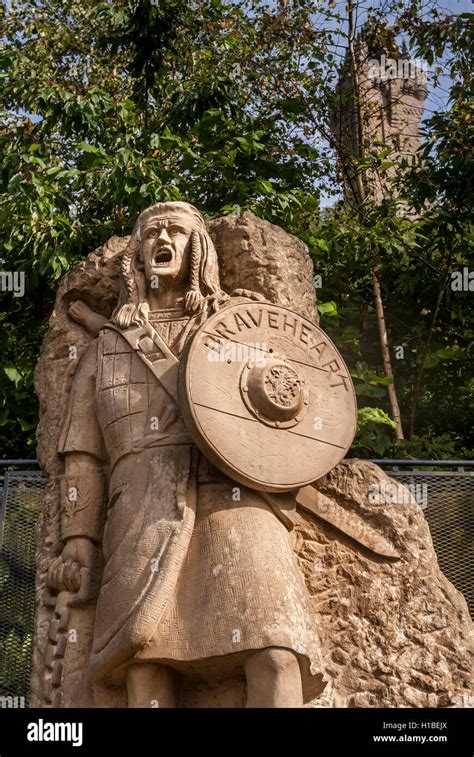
(333, 31), (428, 205)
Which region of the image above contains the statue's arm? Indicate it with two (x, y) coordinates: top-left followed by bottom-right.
(61, 452), (107, 544)
(48, 450), (106, 596)
(47, 452), (106, 595)
(48, 339), (107, 595)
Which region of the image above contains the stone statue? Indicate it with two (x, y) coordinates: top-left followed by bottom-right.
(32, 205), (473, 709)
(45, 201), (338, 708)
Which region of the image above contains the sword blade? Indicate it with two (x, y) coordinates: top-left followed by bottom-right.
(296, 485), (399, 559)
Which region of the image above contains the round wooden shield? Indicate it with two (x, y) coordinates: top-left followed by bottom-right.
(178, 301), (357, 492)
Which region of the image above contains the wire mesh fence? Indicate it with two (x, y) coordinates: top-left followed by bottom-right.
(375, 461), (474, 620)
(0, 459), (472, 706)
(0, 466), (46, 707)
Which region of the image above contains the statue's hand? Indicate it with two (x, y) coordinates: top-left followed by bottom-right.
(231, 288), (267, 302)
(62, 536), (100, 570)
(47, 537), (101, 599)
(68, 300), (108, 336)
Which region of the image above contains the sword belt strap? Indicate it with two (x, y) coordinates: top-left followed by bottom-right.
(103, 321), (179, 401)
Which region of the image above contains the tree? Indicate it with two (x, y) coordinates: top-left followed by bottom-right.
(1, 0), (472, 458)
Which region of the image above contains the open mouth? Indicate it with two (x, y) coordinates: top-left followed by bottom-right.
(153, 249), (173, 266)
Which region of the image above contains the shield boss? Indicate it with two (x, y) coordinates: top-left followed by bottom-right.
(179, 302), (357, 492)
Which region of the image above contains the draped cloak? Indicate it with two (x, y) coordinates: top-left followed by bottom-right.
(59, 302), (326, 700)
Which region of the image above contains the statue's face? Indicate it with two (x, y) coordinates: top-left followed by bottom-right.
(140, 216), (193, 286)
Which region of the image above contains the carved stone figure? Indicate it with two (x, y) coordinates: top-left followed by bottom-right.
(44, 201), (349, 707)
(32, 206), (473, 709)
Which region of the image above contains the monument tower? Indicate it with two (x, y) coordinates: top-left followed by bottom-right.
(333, 30), (428, 204)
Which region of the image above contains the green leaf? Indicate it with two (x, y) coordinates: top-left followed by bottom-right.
(18, 418), (36, 431)
(4, 367), (22, 386)
(317, 301), (338, 317)
(257, 179), (273, 194)
(357, 407), (397, 429)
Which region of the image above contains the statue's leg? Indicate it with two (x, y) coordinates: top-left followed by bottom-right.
(126, 662), (178, 708)
(244, 647), (303, 708)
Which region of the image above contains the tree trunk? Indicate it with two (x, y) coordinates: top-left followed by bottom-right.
(408, 274), (447, 438)
(372, 266), (405, 439)
(347, 0), (366, 204)
(347, 1), (405, 438)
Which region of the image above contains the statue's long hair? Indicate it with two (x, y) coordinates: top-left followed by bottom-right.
(112, 204), (229, 329)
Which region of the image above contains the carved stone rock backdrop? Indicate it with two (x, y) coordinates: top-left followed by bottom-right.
(209, 211), (319, 324)
(32, 213), (472, 707)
